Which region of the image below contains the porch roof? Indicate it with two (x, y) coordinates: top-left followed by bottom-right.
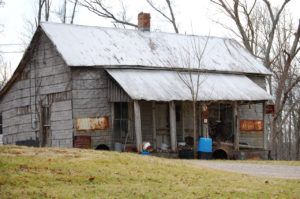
(106, 69), (273, 102)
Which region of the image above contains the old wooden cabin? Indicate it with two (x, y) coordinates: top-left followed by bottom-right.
(0, 13), (273, 159)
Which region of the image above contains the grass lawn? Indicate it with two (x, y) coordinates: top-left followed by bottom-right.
(0, 146), (300, 199)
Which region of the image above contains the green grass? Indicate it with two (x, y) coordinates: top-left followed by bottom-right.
(0, 146), (300, 199)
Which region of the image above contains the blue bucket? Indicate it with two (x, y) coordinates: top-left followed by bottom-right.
(141, 151), (150, 155)
(198, 138), (212, 152)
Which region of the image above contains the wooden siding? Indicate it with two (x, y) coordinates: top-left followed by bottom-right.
(0, 33), (73, 147)
(239, 75), (266, 149)
(108, 77), (132, 102)
(240, 131), (264, 148)
(71, 68), (112, 149)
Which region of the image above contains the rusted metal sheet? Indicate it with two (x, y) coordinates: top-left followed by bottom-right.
(74, 136), (91, 149)
(266, 104), (275, 114)
(240, 120), (263, 131)
(76, 117), (109, 131)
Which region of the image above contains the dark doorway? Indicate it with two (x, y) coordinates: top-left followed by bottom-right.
(114, 102), (129, 142)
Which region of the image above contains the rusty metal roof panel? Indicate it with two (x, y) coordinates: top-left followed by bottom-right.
(106, 69), (273, 101)
(41, 23), (271, 75)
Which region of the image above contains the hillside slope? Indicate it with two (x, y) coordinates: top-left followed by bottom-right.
(0, 146), (299, 198)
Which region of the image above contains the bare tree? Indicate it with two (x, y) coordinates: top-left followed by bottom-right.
(0, 55), (11, 90)
(55, 0), (79, 24)
(71, 0), (79, 24)
(37, 0), (51, 26)
(211, 0), (300, 159)
(0, 0), (9, 88)
(79, 0), (138, 28)
(79, 0), (179, 32)
(146, 0), (178, 33)
(166, 36), (209, 158)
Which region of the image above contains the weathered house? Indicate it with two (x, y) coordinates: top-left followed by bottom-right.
(0, 13), (273, 159)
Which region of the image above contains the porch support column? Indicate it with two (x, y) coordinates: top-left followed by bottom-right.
(263, 101), (267, 150)
(181, 101), (185, 141)
(234, 102), (240, 151)
(134, 100), (143, 153)
(169, 101), (177, 152)
(202, 104), (209, 138)
(152, 101), (157, 150)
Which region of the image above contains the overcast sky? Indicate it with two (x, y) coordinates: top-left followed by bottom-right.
(1, 0), (300, 74)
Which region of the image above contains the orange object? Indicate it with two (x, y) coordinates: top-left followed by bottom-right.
(202, 105), (208, 119)
(240, 120), (263, 131)
(76, 117), (109, 131)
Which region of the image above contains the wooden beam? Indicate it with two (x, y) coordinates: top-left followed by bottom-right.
(234, 102), (240, 151)
(181, 101), (185, 141)
(169, 101), (177, 152)
(202, 104), (209, 138)
(263, 101), (268, 150)
(152, 101), (157, 150)
(134, 100), (143, 153)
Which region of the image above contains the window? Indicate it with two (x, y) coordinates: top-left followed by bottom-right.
(114, 102), (129, 141)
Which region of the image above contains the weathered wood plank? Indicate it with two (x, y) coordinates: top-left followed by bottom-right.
(169, 101), (177, 152)
(50, 120), (73, 131)
(134, 100), (142, 153)
(152, 101), (157, 150)
(50, 110), (73, 121)
(52, 130), (73, 140)
(234, 102), (240, 151)
(51, 101), (72, 112)
(40, 82), (71, 95)
(72, 99), (104, 109)
(73, 79), (106, 90)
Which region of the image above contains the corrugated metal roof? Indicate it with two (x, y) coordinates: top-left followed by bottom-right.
(41, 23), (271, 75)
(106, 69), (273, 101)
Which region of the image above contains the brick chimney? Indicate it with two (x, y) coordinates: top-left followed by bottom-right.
(138, 12), (151, 31)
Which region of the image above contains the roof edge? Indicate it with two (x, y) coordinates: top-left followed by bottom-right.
(72, 65), (272, 76)
(0, 25), (69, 100)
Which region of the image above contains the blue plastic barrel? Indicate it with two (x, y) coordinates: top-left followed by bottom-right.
(197, 138), (212, 152)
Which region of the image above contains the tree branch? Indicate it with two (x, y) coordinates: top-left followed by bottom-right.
(146, 0), (179, 33)
(79, 0), (137, 28)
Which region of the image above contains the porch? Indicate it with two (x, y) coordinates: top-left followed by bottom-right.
(107, 69), (272, 157)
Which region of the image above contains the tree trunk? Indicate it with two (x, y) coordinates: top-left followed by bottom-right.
(296, 109), (300, 160)
(270, 118), (277, 159)
(288, 114), (292, 160)
(70, 0), (78, 24)
(193, 101), (197, 159)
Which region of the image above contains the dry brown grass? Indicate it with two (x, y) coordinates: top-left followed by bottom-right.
(0, 145), (300, 198)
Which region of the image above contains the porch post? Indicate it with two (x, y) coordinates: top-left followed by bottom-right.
(169, 101), (177, 152)
(263, 101), (267, 150)
(202, 104), (209, 138)
(181, 101), (185, 141)
(134, 100), (143, 153)
(152, 101), (157, 150)
(234, 102), (240, 151)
